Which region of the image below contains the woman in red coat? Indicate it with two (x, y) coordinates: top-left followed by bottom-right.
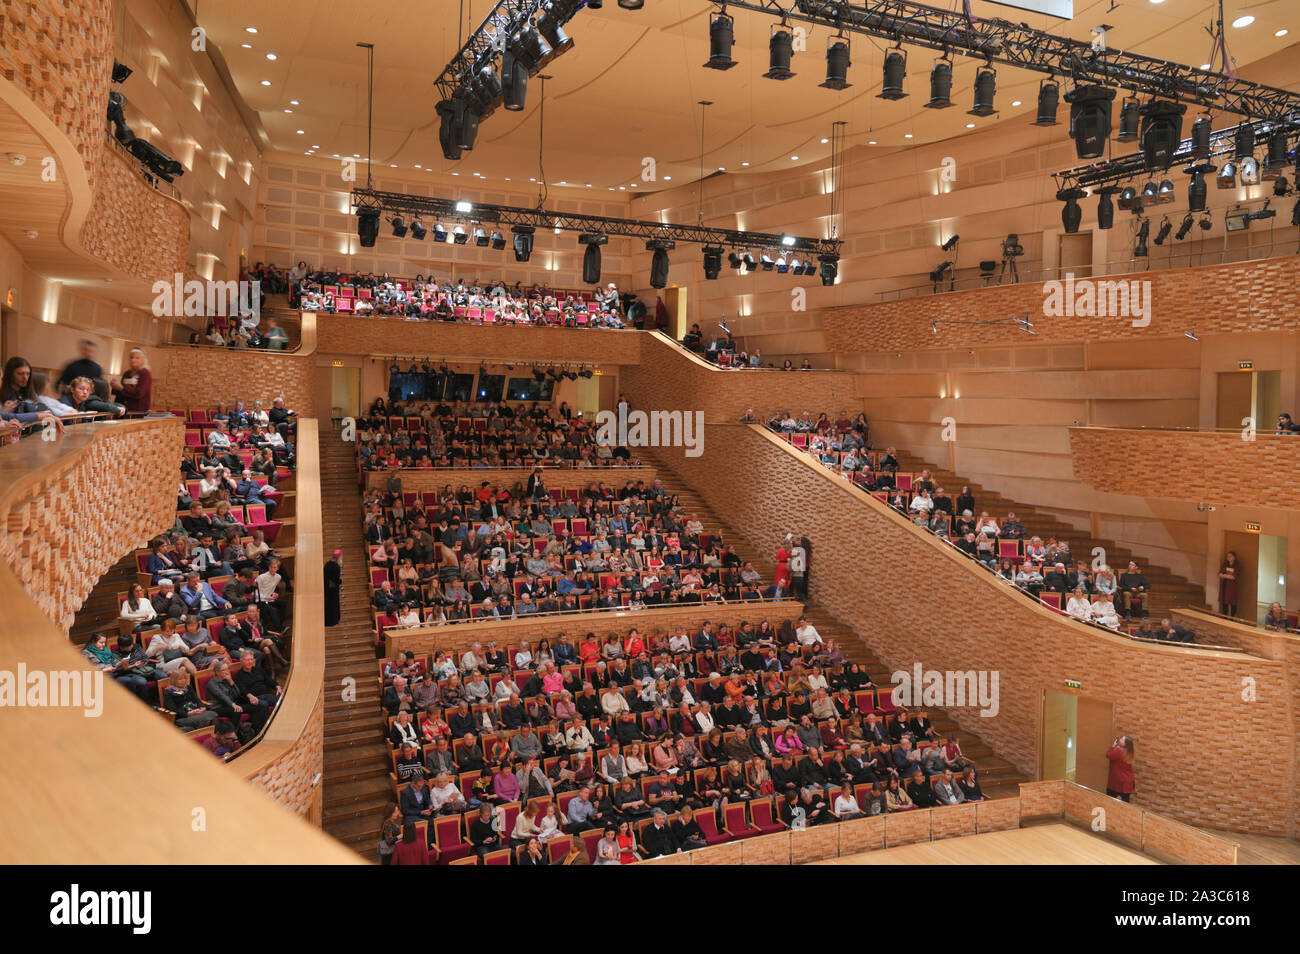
(1105, 736), (1135, 802)
(391, 823), (434, 865)
(774, 543), (791, 590)
(1218, 550), (1240, 618)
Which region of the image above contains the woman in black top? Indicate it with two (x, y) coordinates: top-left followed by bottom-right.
(672, 805), (707, 849)
(956, 485), (976, 517)
(906, 770), (938, 809)
(958, 768), (985, 802)
(701, 728), (728, 766)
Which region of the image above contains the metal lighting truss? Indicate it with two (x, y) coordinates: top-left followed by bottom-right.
(724, 0), (1300, 123)
(434, 0), (576, 119)
(1052, 119), (1296, 191)
(350, 187), (843, 254)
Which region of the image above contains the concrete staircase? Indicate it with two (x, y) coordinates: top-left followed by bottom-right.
(892, 449), (1207, 621)
(645, 451), (1029, 800)
(318, 425), (390, 860)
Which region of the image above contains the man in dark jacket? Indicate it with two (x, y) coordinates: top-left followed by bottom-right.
(151, 578), (187, 620)
(639, 809), (679, 858)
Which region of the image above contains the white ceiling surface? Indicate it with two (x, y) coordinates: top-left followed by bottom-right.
(193, 0), (1294, 192)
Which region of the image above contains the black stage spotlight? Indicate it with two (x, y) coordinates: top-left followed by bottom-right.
(760, 253), (775, 271)
(1274, 175), (1291, 197)
(776, 256), (790, 274)
(473, 227), (489, 247)
(1235, 122), (1255, 159)
(968, 65), (996, 117)
(727, 252), (742, 270)
(433, 222), (447, 242)
(1175, 213), (1194, 240)
(1190, 114), (1212, 158)
(702, 245), (724, 279)
(1116, 97), (1140, 142)
(1217, 160), (1237, 189)
(1157, 178), (1175, 204)
(820, 36), (851, 90)
(537, 1), (575, 54)
(1033, 79), (1059, 126)
(618, 0), (645, 8)
(1057, 188), (1085, 233)
(924, 57), (953, 109)
(579, 233), (607, 283)
(410, 220), (427, 240)
(704, 10), (737, 69)
(453, 225), (469, 244)
(1185, 162), (1213, 212)
(579, 369), (593, 379)
(512, 225), (534, 262)
(741, 253), (756, 272)
(1065, 85), (1115, 159)
(1097, 186), (1120, 229)
(1134, 218), (1150, 257)
(456, 96), (480, 151)
(1241, 155), (1261, 186)
(879, 48), (907, 100)
(112, 60), (134, 84)
(515, 24), (553, 68)
(502, 49), (528, 111)
(474, 63), (503, 108)
(1200, 211), (1213, 231)
(491, 230), (506, 251)
(390, 217), (407, 238)
(1293, 198), (1300, 227)
(1139, 101), (1186, 169)
(1153, 216), (1172, 245)
(1117, 185), (1139, 212)
(764, 27), (795, 80)
(1141, 180), (1159, 205)
(929, 261), (952, 283)
(647, 239), (673, 288)
(436, 99), (464, 160)
(1264, 126), (1291, 178)
(941, 234), (960, 252)
(817, 253), (839, 286)
(790, 259), (805, 275)
(532, 368), (546, 382)
(357, 207), (379, 247)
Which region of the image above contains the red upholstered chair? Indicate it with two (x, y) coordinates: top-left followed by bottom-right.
(875, 685), (899, 715)
(370, 568), (390, 587)
(483, 848), (512, 865)
(579, 827), (604, 861)
(547, 834), (574, 864)
(999, 539), (1021, 559)
(1039, 592), (1063, 612)
(722, 802), (760, 840)
(694, 809), (730, 846)
(433, 815), (470, 863)
(749, 796), (786, 834)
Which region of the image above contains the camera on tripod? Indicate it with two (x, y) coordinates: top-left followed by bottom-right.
(998, 233), (1024, 284)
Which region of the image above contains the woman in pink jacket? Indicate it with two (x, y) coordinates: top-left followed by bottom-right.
(1105, 736), (1135, 802)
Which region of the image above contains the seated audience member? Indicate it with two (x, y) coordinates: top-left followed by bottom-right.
(1118, 560), (1150, 620)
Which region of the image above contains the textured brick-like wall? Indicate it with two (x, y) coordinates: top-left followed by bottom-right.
(822, 257), (1300, 353)
(316, 315), (644, 366)
(0, 418), (182, 631)
(153, 346), (314, 413)
(244, 686), (323, 815)
(387, 600), (806, 660)
(0, 0), (113, 192)
(364, 466), (657, 495)
(1070, 427), (1300, 510)
(1141, 812), (1237, 865)
(623, 333), (860, 424)
(80, 144), (190, 283)
(654, 425), (1296, 835)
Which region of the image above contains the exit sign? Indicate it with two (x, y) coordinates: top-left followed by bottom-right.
(1064, 679), (1081, 690)
(1245, 522), (1261, 533)
(331, 360), (344, 367)
(1239, 361), (1254, 370)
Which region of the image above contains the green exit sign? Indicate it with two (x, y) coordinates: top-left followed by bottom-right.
(1064, 679), (1081, 690)
(1239, 361), (1254, 370)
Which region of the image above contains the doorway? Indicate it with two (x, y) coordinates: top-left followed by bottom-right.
(1041, 690), (1114, 791)
(1058, 232), (1093, 279)
(330, 366), (360, 421)
(1255, 533), (1287, 625)
(1216, 371), (1253, 430)
(1221, 530), (1259, 621)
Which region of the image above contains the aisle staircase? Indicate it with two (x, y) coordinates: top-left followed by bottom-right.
(318, 425), (391, 859)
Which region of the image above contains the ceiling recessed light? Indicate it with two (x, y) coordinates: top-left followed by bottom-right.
(505, 177), (511, 181)
(295, 129), (304, 134)
(529, 177), (536, 182)
(260, 80), (271, 86)
(1232, 15), (1254, 28)
(240, 43), (252, 49)
(717, 166), (725, 170)
(903, 134), (913, 139)
(820, 137), (829, 143)
(662, 176), (670, 180)
(266, 53), (277, 61)
(245, 27), (258, 34)
(619, 186), (625, 190)
(965, 122), (975, 128)
(1276, 29), (1289, 37)
(289, 100), (299, 105)
(559, 180), (567, 184)
(1149, 0), (1165, 4)
(790, 155), (799, 160)
(1200, 62), (1213, 70)
(311, 144), (319, 148)
(283, 108), (292, 113)
(1011, 100), (1022, 106)
(868, 140), (877, 145)
(585, 183), (592, 187)
(390, 164), (396, 167)
(414, 164), (422, 168)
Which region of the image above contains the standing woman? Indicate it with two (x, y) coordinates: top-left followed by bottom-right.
(1105, 735), (1135, 803)
(324, 548), (343, 627)
(1218, 550), (1240, 618)
(378, 803), (402, 865)
(111, 348), (152, 413)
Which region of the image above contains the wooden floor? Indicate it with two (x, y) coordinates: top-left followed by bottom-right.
(812, 824), (1159, 865)
(1204, 829), (1300, 865)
